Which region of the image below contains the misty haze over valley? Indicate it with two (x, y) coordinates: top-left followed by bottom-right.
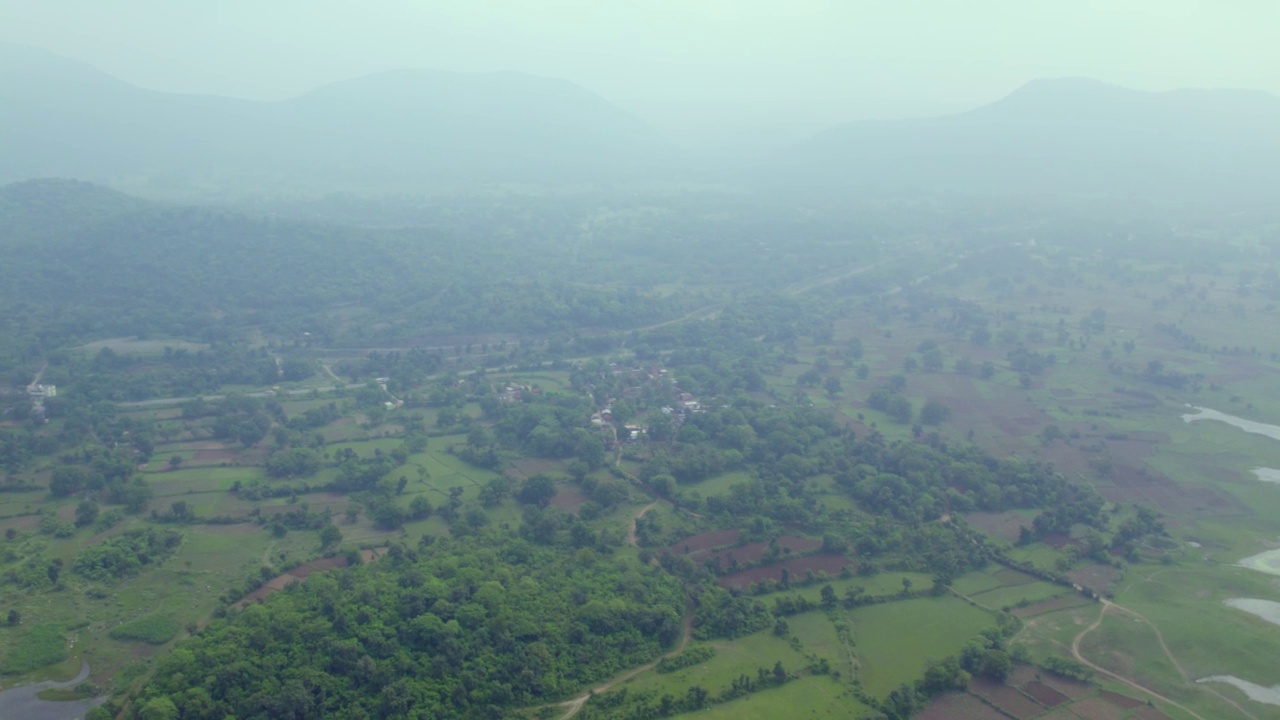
(1, 4), (1279, 720)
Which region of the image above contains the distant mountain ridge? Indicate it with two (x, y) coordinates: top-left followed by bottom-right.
(0, 44), (672, 191)
(769, 77), (1280, 201)
(4, 44), (1280, 201)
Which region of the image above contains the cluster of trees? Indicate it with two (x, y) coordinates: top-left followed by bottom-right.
(125, 535), (684, 720)
(46, 448), (153, 513)
(867, 385), (914, 424)
(71, 528), (182, 581)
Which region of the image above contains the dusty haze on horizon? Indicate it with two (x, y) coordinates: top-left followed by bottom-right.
(2, 0), (1277, 147)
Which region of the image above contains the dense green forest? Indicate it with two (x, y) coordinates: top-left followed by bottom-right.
(134, 538), (684, 720)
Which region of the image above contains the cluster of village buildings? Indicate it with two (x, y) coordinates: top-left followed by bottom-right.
(26, 382), (56, 421)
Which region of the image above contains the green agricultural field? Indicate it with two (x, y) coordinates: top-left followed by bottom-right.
(613, 627), (809, 701)
(1115, 565), (1280, 693)
(750, 572), (935, 607)
(79, 337), (211, 357)
(689, 471), (753, 498)
(851, 595), (996, 698)
(968, 580), (1068, 610)
(146, 466), (267, 496)
(786, 611), (848, 674)
(950, 568), (1007, 596)
(1005, 544), (1064, 572)
(0, 622), (68, 675)
(667, 674), (874, 720)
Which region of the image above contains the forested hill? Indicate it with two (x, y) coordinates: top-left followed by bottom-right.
(0, 44), (673, 191)
(769, 78), (1280, 202)
(0, 179), (396, 343)
(0, 180), (695, 376)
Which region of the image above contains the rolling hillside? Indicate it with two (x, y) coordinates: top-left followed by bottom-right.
(0, 44), (671, 191)
(771, 78), (1280, 201)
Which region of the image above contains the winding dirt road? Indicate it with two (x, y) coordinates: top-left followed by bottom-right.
(555, 611), (695, 720)
(626, 500), (660, 547)
(539, 498), (693, 720)
(1071, 600), (1212, 720)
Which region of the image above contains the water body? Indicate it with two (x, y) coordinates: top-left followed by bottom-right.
(1181, 406), (1280, 443)
(1239, 549), (1280, 577)
(1198, 676), (1280, 706)
(0, 661), (102, 720)
(1253, 468), (1280, 484)
(1225, 598), (1280, 627)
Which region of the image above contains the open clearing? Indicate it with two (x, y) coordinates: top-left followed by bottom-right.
(851, 595), (995, 698)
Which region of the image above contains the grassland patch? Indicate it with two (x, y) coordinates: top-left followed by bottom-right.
(851, 595), (995, 698)
(108, 614), (181, 645)
(0, 623), (67, 674)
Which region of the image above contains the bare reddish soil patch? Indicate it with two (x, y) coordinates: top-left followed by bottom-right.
(508, 457), (564, 478)
(915, 692), (1005, 720)
(1068, 564), (1121, 594)
(1008, 665), (1040, 686)
(1131, 706), (1170, 720)
(0, 515), (41, 534)
(1098, 690), (1143, 709)
(1022, 680), (1070, 707)
(668, 529), (741, 556)
(1094, 465), (1242, 518)
(965, 511), (1030, 543)
(717, 552), (852, 589)
(550, 485), (587, 511)
(1069, 696), (1127, 720)
(970, 678), (1044, 719)
(697, 536), (822, 569)
(288, 555), (347, 579)
(1041, 533), (1076, 549)
(1038, 673), (1093, 700)
(235, 573), (307, 607)
(233, 548), (385, 608)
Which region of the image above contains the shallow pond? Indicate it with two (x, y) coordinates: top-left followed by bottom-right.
(0, 660), (102, 720)
(1239, 549), (1280, 577)
(1181, 406), (1280, 443)
(1198, 675), (1280, 706)
(1225, 598), (1280, 627)
(1253, 468), (1280, 484)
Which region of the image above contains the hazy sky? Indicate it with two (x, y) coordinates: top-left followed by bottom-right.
(3, 0), (1277, 144)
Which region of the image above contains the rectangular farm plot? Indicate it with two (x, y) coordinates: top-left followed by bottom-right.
(617, 628), (807, 701)
(951, 568), (1008, 596)
(148, 466), (266, 495)
(690, 471), (754, 497)
(1129, 706), (1170, 720)
(1021, 679), (1070, 707)
(694, 536), (823, 568)
(968, 580), (1068, 611)
(851, 595), (996, 698)
(786, 612), (847, 673)
(667, 529), (742, 556)
(1012, 593), (1095, 618)
(749, 572), (934, 606)
(915, 692), (1008, 720)
(717, 553), (852, 590)
(666, 674), (872, 720)
(1068, 696), (1128, 720)
(970, 678), (1045, 719)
